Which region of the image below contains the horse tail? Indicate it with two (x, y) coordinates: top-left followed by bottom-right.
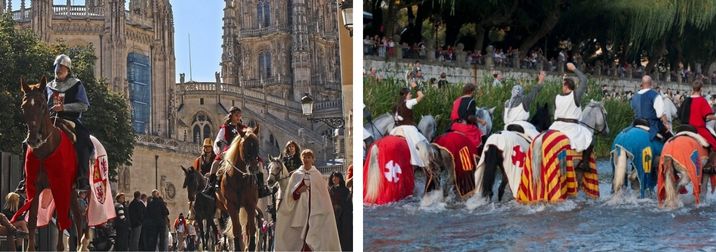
(662, 156), (677, 208)
(612, 146), (628, 195)
(482, 144), (501, 199)
(365, 144), (382, 202)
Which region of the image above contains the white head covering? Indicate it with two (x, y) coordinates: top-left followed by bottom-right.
(507, 85), (524, 108)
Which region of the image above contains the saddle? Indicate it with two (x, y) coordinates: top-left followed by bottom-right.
(54, 118), (78, 144)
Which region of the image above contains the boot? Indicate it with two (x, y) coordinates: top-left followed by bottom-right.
(74, 142), (92, 192)
(202, 174), (218, 195)
(577, 144), (594, 172)
(257, 173), (273, 198)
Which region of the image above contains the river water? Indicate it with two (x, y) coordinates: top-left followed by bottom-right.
(364, 160), (716, 251)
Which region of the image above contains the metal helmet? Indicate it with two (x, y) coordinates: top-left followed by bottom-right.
(53, 54), (72, 72)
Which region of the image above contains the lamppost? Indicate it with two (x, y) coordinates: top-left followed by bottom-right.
(301, 93), (345, 129)
(155, 155), (159, 189)
(340, 0), (353, 37)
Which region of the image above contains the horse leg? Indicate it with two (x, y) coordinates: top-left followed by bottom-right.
(497, 166), (509, 201)
(27, 185), (42, 251)
(55, 222), (64, 251)
(231, 211), (243, 251)
(69, 191), (82, 250)
(246, 208), (257, 252)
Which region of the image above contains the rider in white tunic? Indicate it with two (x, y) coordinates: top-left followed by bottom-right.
(504, 71), (545, 140)
(549, 63), (592, 152)
(389, 81), (428, 167)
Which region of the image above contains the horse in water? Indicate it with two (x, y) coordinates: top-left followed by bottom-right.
(475, 103), (552, 202)
(517, 100), (609, 203)
(657, 131), (716, 208)
(610, 125), (665, 198)
(16, 77), (88, 251)
(215, 125), (262, 251)
(363, 115), (437, 204)
(181, 166), (217, 251)
(423, 107), (495, 201)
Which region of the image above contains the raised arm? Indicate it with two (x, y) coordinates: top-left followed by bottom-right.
(523, 71), (545, 110)
(568, 63), (588, 104)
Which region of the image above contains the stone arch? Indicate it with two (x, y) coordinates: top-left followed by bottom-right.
(191, 110), (213, 144)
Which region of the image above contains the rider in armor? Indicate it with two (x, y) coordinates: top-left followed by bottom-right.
(503, 71), (545, 139)
(389, 81), (428, 167)
(47, 54), (93, 191)
(549, 62), (592, 170)
(631, 75), (672, 141)
(449, 83), (487, 151)
(193, 138), (216, 176)
(202, 107), (273, 197)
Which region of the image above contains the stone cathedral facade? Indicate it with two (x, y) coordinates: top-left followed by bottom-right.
(4, 0), (345, 219)
(220, 0), (343, 102)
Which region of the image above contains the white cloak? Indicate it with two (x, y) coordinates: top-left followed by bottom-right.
(390, 125), (428, 167)
(274, 165), (341, 251)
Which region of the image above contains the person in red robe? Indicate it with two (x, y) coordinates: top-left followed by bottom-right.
(683, 80), (716, 174)
(449, 83), (487, 151)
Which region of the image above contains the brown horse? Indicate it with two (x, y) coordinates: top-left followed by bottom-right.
(215, 125), (262, 251)
(18, 77), (83, 251)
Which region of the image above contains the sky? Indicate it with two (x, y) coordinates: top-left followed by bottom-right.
(9, 0), (225, 82)
(170, 0), (224, 82)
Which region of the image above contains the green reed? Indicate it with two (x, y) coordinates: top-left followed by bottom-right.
(364, 75), (636, 158)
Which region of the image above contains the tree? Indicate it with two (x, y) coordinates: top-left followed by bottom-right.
(0, 15), (135, 181)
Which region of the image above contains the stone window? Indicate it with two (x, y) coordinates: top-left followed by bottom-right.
(259, 51), (272, 80)
(257, 0), (270, 28)
(192, 111), (213, 144)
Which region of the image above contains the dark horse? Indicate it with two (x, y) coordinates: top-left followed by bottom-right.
(18, 77), (83, 251)
(181, 166), (218, 251)
(481, 103), (552, 201)
(215, 125), (261, 251)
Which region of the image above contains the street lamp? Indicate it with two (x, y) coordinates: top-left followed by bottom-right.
(155, 155), (159, 189)
(301, 93), (345, 129)
(340, 0), (353, 36)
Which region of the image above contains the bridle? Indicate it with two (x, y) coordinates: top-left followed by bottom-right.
(269, 159), (293, 182)
(23, 93), (55, 150)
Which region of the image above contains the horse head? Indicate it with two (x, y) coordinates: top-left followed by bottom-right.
(476, 107), (494, 136)
(20, 76), (50, 149)
(181, 165), (203, 202)
(418, 115), (437, 141)
(582, 100), (609, 136)
(530, 103), (552, 132)
(364, 112), (394, 141)
(239, 125), (261, 172)
(266, 155), (287, 186)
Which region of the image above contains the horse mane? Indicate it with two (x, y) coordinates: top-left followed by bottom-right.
(222, 133), (243, 171)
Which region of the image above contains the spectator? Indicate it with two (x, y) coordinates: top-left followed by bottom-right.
(174, 213), (188, 251)
(114, 193), (131, 251)
(329, 171), (353, 251)
(492, 72), (503, 86)
(128, 191), (145, 251)
(0, 211), (27, 251)
(438, 72), (449, 88)
(2, 192), (27, 249)
(143, 190), (169, 251)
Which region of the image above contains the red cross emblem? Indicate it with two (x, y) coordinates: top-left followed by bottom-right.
(511, 145), (526, 168)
